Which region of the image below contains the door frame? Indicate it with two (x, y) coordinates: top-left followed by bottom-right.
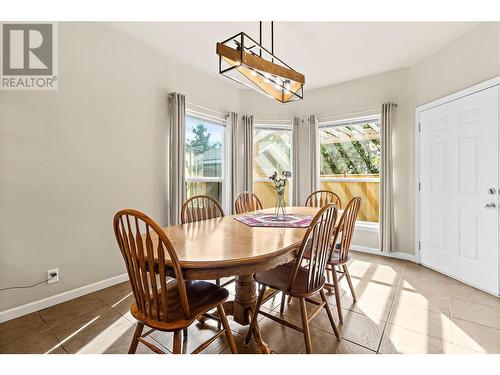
(415, 76), (500, 295)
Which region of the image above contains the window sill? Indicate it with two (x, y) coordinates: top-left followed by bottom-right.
(355, 221), (379, 233)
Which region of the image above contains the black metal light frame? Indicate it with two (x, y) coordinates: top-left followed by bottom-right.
(217, 24), (304, 104)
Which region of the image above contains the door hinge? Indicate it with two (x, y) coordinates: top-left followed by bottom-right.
(418, 122), (421, 132)
(418, 182), (421, 191)
(418, 241), (421, 250)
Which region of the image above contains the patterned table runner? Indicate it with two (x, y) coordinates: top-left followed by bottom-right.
(234, 213), (313, 228)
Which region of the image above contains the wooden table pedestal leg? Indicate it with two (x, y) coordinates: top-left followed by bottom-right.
(233, 274), (272, 354)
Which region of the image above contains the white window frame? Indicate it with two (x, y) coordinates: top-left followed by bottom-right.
(253, 121), (294, 205)
(317, 114), (381, 231)
(185, 110), (230, 213)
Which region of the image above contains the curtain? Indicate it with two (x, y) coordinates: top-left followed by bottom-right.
(228, 112), (239, 213)
(309, 115), (319, 194)
(167, 92), (186, 226)
(242, 115), (254, 192)
(380, 102), (397, 252)
(292, 117), (301, 205)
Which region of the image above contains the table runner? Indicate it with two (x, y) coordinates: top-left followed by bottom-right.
(234, 213), (313, 228)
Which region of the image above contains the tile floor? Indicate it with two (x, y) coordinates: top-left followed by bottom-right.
(1, 251), (499, 354)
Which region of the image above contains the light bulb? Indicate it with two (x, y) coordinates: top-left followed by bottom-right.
(251, 70), (257, 76)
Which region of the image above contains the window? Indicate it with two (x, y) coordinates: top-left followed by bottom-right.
(185, 113), (226, 207)
(253, 124), (292, 208)
(318, 116), (380, 224)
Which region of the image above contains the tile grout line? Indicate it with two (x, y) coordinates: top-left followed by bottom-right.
(375, 261), (405, 354)
(36, 311), (68, 354)
(444, 279), (458, 353)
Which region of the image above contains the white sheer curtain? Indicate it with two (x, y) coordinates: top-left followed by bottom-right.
(380, 102), (397, 252)
(167, 92), (186, 226)
(242, 115), (254, 192)
(292, 117), (301, 205)
(309, 115), (319, 195)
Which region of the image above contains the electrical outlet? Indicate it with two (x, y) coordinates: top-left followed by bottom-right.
(47, 268), (59, 284)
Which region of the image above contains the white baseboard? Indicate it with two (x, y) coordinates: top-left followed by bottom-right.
(0, 273), (128, 323)
(350, 245), (418, 263)
(0, 246), (418, 323)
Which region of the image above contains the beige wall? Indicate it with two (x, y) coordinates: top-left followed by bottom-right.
(0, 22), (240, 312)
(2, 21), (499, 313)
(240, 22), (500, 255)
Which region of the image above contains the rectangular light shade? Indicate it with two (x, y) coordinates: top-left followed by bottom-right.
(216, 32), (305, 104)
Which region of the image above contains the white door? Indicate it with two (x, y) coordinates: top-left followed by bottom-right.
(420, 85), (499, 294)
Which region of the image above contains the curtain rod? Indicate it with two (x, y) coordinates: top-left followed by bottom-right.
(186, 102), (228, 117)
(317, 107), (382, 122)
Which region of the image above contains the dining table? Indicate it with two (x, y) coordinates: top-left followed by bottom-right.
(155, 206), (341, 353)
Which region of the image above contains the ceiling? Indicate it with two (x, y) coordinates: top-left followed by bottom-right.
(108, 22), (478, 90)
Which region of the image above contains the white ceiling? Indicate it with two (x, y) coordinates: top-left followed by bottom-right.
(108, 22), (478, 90)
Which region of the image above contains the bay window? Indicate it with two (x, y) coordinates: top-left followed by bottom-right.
(318, 116), (380, 225)
(253, 124), (293, 208)
(185, 113), (226, 208)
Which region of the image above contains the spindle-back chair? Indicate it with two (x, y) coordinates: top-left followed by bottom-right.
(244, 204), (341, 353)
(305, 190), (342, 208)
(113, 209), (237, 354)
(234, 191), (263, 214)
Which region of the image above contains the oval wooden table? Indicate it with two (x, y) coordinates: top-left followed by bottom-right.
(156, 206), (331, 353)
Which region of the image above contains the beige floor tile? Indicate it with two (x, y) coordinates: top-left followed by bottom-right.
(399, 277), (448, 299)
(250, 316), (307, 353)
(300, 330), (375, 354)
(389, 303), (454, 343)
(379, 324), (456, 354)
(392, 287), (450, 315)
(340, 281), (396, 324)
(38, 294), (111, 337)
(0, 312), (65, 354)
(277, 302), (384, 351)
(220, 335), (273, 354)
(446, 282), (500, 310)
(452, 318), (500, 353)
(449, 298), (500, 330)
(92, 281), (135, 316)
(150, 318), (237, 354)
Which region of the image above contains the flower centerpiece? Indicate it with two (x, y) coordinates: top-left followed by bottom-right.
(269, 169), (291, 220)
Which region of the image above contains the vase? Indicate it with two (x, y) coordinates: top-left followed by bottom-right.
(274, 191), (286, 221)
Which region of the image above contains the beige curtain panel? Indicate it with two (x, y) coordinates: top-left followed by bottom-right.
(242, 115), (254, 192)
(228, 112), (239, 213)
(167, 92), (186, 226)
(292, 117), (301, 205)
(380, 102), (398, 252)
(309, 115), (319, 194)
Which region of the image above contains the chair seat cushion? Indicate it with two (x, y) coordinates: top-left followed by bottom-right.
(254, 262), (325, 297)
(303, 240), (351, 265)
(130, 279), (228, 331)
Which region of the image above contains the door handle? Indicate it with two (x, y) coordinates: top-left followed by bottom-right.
(485, 202), (497, 209)
(487, 188), (497, 195)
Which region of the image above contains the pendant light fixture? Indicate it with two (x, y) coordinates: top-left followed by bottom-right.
(216, 22), (305, 103)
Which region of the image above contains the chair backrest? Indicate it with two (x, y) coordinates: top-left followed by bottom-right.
(335, 197), (362, 262)
(234, 191), (263, 214)
(305, 190), (342, 209)
(113, 209), (190, 322)
(180, 195), (225, 224)
(288, 204), (339, 293)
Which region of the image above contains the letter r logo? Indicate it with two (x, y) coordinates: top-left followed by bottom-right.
(2, 24), (53, 76)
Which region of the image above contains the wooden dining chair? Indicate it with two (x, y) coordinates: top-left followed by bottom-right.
(180, 196), (232, 290)
(113, 209), (237, 354)
(245, 204), (341, 354)
(181, 195), (233, 331)
(323, 197), (361, 323)
(305, 189), (342, 208)
(181, 195), (225, 224)
(234, 191), (263, 214)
